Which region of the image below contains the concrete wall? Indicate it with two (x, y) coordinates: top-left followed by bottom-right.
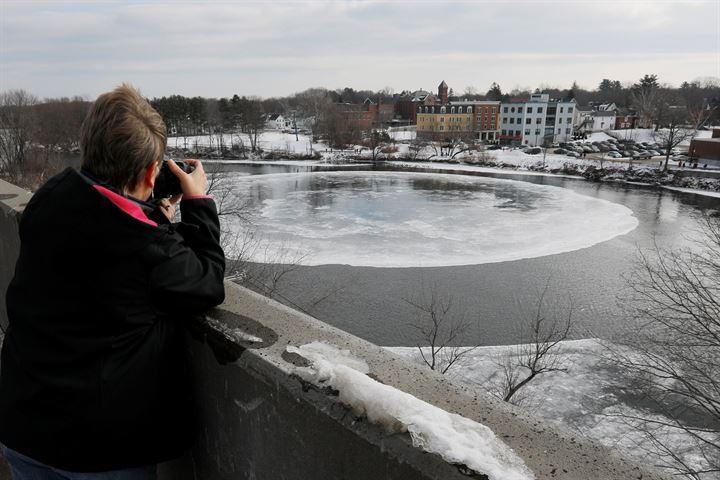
(0, 179), (30, 331)
(0, 177), (670, 480)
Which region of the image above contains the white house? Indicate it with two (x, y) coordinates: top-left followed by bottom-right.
(265, 114), (289, 130)
(574, 104), (617, 135)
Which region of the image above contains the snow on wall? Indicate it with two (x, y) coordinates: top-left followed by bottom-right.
(287, 342), (535, 480)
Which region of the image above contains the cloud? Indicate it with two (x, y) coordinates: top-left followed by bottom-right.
(1, 0), (717, 97)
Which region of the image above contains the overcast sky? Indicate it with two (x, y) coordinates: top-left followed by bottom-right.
(1, 0), (718, 100)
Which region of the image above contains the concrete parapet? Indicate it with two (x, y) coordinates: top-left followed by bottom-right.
(0, 179), (32, 331)
(0, 178), (669, 480)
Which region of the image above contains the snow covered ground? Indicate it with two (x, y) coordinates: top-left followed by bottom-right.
(603, 128), (712, 145)
(167, 130), (328, 156)
(388, 340), (711, 478)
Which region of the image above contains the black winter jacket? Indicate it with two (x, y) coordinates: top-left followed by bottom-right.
(0, 168), (225, 471)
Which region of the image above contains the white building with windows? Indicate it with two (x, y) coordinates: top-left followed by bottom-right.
(265, 114), (290, 130)
(499, 93), (576, 146)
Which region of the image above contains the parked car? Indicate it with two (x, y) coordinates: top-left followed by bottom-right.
(607, 151), (622, 158)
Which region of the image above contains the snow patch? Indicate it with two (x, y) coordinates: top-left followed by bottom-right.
(287, 342), (535, 480)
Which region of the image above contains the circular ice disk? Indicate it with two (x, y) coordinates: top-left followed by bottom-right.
(225, 171), (639, 267)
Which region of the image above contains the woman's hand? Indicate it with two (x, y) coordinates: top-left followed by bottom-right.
(167, 159), (207, 197)
(156, 197), (177, 220)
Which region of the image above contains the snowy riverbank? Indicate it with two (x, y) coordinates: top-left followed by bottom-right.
(389, 339), (710, 478)
(167, 130), (720, 196)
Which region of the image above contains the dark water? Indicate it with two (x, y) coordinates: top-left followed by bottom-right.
(208, 161), (720, 347)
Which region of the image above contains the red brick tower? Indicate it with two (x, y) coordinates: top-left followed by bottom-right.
(438, 80), (449, 105)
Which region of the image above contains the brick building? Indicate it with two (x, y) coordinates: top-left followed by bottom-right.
(689, 128), (720, 167)
(335, 98), (394, 131)
(395, 90), (438, 123)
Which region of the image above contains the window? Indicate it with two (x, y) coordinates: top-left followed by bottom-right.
(501, 129), (507, 135)
(468, 107), (472, 113)
(510, 118), (515, 124)
(511, 107), (515, 113)
(568, 107), (573, 113)
(451, 107), (455, 113)
(536, 118), (541, 124)
(440, 126), (444, 130)
(440, 117), (444, 122)
(503, 107), (508, 113)
(535, 129), (540, 135)
(557, 128), (561, 134)
(525, 129), (530, 135)
(526, 118), (531, 124)
(537, 107), (543, 113)
(518, 107), (523, 113)
(527, 107), (533, 114)
(560, 107), (564, 113)
(515, 130), (521, 136)
(566, 128), (571, 134)
(441, 107), (446, 113)
(492, 107), (497, 113)
(502, 117), (507, 124)
(418, 106), (422, 113)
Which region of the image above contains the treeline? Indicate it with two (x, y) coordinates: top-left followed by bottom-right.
(0, 90), (91, 188)
(2, 75), (719, 187)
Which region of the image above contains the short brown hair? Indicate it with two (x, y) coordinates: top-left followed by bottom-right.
(80, 83), (166, 192)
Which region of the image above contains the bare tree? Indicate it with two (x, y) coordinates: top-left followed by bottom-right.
(0, 89), (38, 173)
(363, 129), (391, 162)
(403, 279), (477, 374)
(493, 285), (573, 405)
(608, 214), (720, 479)
(653, 111), (695, 172)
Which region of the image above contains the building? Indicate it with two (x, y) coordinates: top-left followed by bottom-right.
(615, 111), (638, 130)
(415, 81), (500, 143)
(334, 98), (395, 132)
(474, 101), (500, 143)
(689, 127), (720, 167)
(416, 103), (475, 142)
(453, 100), (500, 143)
(573, 103), (618, 135)
(395, 90), (438, 123)
(416, 81), (476, 142)
(265, 114), (289, 130)
(499, 93), (576, 146)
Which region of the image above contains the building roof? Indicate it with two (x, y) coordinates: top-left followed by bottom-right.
(438, 80), (448, 88)
(267, 114), (282, 120)
(592, 111), (616, 117)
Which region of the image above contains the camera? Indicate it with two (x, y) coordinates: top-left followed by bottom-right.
(153, 160), (194, 198)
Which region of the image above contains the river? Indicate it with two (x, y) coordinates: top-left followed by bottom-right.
(208, 161), (720, 347)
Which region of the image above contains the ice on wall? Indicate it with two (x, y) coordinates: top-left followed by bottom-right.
(225, 171), (639, 268)
(287, 342), (535, 480)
